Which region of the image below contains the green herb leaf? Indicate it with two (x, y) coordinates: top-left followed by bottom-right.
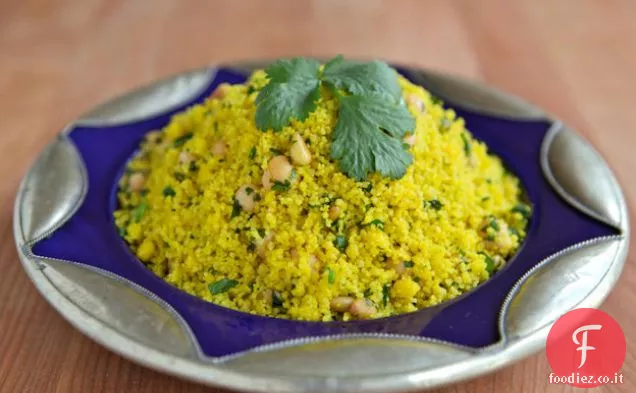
(426, 199), (444, 211)
(333, 235), (348, 251)
(230, 199), (242, 219)
(382, 284), (390, 307)
(132, 201), (148, 222)
(162, 186), (176, 197)
(269, 148), (283, 155)
(271, 180), (291, 192)
(208, 278), (238, 295)
(272, 291), (284, 308)
(363, 219), (385, 231)
(188, 161), (199, 172)
(255, 58), (321, 131)
(461, 133), (472, 156)
(511, 203), (531, 219)
(363, 288), (373, 298)
(248, 146), (257, 160)
(257, 228), (267, 238)
(487, 219), (500, 232)
(173, 172), (186, 182)
(322, 55), (401, 100)
(362, 183), (373, 193)
(326, 267), (335, 284)
(430, 96), (443, 106)
(331, 94), (415, 180)
(246, 85), (256, 95)
(403, 261), (415, 268)
(245, 187), (254, 195)
(478, 252), (496, 275)
(172, 133), (193, 147)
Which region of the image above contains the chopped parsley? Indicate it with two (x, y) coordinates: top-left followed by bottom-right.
(333, 235), (348, 251)
(487, 218), (500, 232)
(271, 180), (292, 192)
(188, 161), (199, 172)
(511, 203), (531, 219)
(132, 201), (148, 222)
(257, 228), (267, 238)
(363, 219), (385, 231)
(245, 187), (254, 195)
(326, 267), (335, 284)
(430, 96), (443, 106)
(162, 186), (176, 197)
(248, 146), (257, 160)
(230, 199), (242, 219)
(382, 284), (391, 307)
(172, 133), (193, 147)
(269, 148), (283, 156)
(478, 252), (496, 275)
(363, 288), (373, 298)
(461, 133), (472, 156)
(362, 183), (373, 193)
(403, 261), (415, 268)
(246, 85), (256, 95)
(208, 278), (238, 294)
(173, 172), (186, 182)
(255, 56), (415, 180)
(272, 291), (284, 308)
(426, 199), (444, 211)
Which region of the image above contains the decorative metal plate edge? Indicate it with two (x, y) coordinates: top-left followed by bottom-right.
(13, 63), (630, 393)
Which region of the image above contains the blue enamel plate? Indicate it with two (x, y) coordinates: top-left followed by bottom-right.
(14, 60), (629, 393)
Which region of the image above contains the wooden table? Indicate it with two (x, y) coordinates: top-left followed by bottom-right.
(1, 0), (633, 392)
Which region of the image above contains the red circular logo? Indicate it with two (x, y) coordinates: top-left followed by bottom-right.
(546, 308), (626, 388)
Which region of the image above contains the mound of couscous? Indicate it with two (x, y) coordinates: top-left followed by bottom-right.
(114, 57), (530, 321)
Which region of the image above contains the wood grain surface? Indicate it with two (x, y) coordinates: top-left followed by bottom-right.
(1, 0), (634, 392)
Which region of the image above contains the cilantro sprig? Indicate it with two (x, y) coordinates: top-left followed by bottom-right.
(255, 55), (416, 180)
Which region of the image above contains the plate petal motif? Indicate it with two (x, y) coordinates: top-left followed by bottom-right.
(541, 122), (625, 231)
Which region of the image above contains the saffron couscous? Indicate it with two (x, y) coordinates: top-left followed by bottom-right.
(114, 57), (531, 321)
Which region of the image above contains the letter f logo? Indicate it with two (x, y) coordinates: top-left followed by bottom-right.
(572, 324), (602, 368)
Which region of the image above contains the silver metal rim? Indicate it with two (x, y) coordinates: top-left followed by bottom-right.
(14, 62), (630, 393)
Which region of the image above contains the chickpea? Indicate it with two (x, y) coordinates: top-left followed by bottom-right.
(349, 299), (376, 319)
(262, 170), (273, 190)
(403, 132), (416, 146)
(406, 94), (425, 112)
(212, 83), (230, 99)
(179, 151), (195, 165)
(290, 133), (311, 166)
(308, 254), (319, 272)
(145, 130), (162, 144)
(260, 289), (273, 304)
(330, 296), (354, 313)
(128, 172), (145, 192)
(235, 184), (257, 212)
(387, 258), (406, 275)
(268, 155), (293, 182)
(212, 141), (227, 158)
(328, 205), (341, 221)
(257, 231), (275, 257)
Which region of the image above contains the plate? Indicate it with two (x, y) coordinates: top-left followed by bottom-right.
(13, 60), (629, 392)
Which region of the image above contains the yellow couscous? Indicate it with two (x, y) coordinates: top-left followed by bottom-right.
(114, 59), (530, 321)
